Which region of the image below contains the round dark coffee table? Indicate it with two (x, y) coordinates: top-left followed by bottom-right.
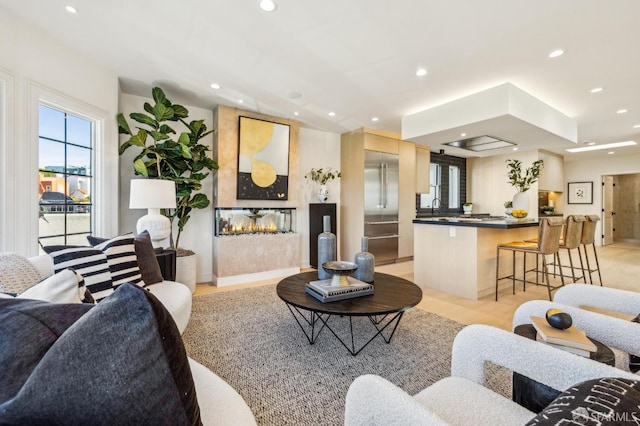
(276, 271), (422, 355)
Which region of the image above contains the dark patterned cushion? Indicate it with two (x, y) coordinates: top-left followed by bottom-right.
(526, 377), (640, 425)
(88, 231), (163, 286)
(0, 283), (201, 425)
(94, 234), (143, 287)
(630, 314), (640, 373)
(43, 245), (113, 300)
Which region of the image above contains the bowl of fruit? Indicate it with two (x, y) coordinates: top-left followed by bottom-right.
(511, 209), (528, 218)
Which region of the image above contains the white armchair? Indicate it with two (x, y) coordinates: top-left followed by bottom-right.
(553, 284), (640, 318)
(513, 284), (640, 372)
(344, 324), (638, 426)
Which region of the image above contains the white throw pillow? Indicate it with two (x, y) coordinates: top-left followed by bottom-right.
(18, 269), (90, 303)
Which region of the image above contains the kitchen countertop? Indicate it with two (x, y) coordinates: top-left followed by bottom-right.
(413, 217), (540, 229)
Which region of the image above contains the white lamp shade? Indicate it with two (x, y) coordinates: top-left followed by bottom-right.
(129, 179), (177, 209)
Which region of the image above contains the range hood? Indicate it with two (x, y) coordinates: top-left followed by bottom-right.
(444, 135), (516, 152)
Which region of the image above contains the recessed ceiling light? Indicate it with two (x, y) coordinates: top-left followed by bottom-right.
(566, 140), (637, 153)
(617, 109), (628, 114)
(238, 99), (244, 104)
(65, 5), (77, 13)
(328, 112), (336, 117)
(634, 124), (640, 129)
(210, 83), (221, 89)
(258, 0), (277, 12)
(513, 147), (518, 151)
(590, 87), (604, 93)
(548, 49), (564, 58)
(371, 117), (379, 122)
(415, 68), (428, 77)
(460, 133), (467, 137)
(587, 142), (596, 146)
(293, 112), (299, 116)
(608, 151), (615, 155)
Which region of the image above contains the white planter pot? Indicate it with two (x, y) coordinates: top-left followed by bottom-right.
(512, 191), (530, 212)
(463, 205), (472, 214)
(176, 253), (197, 294)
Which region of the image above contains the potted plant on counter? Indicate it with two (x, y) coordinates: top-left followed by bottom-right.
(463, 202), (473, 214)
(504, 200), (513, 216)
(506, 159), (544, 213)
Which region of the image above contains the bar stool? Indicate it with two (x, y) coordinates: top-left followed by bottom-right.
(579, 215), (603, 286)
(495, 216), (565, 301)
(553, 215), (586, 283)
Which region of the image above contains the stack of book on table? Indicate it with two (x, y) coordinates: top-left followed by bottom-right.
(305, 277), (374, 303)
(530, 316), (597, 357)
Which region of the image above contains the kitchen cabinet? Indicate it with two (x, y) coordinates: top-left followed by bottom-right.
(340, 128), (426, 263)
(538, 151), (564, 192)
(415, 145), (431, 193)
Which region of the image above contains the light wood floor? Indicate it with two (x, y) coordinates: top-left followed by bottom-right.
(195, 243), (640, 331)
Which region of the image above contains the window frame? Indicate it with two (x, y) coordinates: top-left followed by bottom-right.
(29, 83), (108, 255)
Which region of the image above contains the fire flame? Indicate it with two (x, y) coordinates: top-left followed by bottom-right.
(225, 221), (278, 235)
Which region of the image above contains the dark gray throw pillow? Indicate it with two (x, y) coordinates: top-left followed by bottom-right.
(88, 230), (164, 286)
(0, 283), (202, 425)
(526, 377), (640, 425)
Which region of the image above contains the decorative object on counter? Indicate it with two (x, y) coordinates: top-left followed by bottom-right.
(321, 261), (359, 287)
(317, 215), (336, 279)
(504, 200), (513, 216)
(305, 167), (341, 203)
(463, 202), (473, 214)
(511, 209), (528, 218)
(545, 308), (573, 330)
(541, 205), (555, 215)
(506, 159), (544, 212)
(354, 237), (375, 283)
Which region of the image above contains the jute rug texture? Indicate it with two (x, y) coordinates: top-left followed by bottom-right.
(182, 284), (510, 425)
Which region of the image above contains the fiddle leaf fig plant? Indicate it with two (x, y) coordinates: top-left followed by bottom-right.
(118, 87), (218, 253)
(506, 159), (544, 192)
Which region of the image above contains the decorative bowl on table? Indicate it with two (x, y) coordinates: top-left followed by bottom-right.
(322, 261), (358, 287)
(511, 209), (528, 219)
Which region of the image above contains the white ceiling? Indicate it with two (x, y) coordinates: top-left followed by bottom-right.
(2, 0), (639, 160)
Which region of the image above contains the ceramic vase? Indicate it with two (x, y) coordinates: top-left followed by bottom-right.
(317, 215), (336, 280)
(354, 236), (375, 283)
(512, 191), (530, 212)
(317, 184), (329, 203)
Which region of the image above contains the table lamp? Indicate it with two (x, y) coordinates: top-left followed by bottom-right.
(129, 179), (176, 248)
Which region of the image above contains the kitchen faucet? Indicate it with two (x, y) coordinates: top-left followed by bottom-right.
(431, 198), (440, 214)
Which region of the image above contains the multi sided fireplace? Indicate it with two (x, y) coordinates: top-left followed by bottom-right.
(214, 207), (295, 236)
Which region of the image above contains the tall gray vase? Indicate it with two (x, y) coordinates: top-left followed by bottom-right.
(317, 215), (336, 280)
(354, 236), (375, 283)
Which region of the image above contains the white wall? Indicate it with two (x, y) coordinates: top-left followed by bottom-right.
(0, 7), (119, 255)
(468, 150), (540, 217)
(118, 93), (214, 283)
(564, 153), (640, 244)
(298, 127), (341, 267)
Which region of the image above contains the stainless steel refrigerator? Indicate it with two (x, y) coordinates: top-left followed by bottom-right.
(364, 150), (399, 264)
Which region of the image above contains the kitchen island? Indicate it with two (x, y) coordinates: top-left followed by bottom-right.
(413, 217), (539, 300)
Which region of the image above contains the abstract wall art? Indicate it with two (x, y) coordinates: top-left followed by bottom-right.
(237, 116), (290, 200)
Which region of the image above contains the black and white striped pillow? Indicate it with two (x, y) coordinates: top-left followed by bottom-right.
(44, 234), (143, 301)
(44, 246), (114, 300)
(94, 234), (143, 288)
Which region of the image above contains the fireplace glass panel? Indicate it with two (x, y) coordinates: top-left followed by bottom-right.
(215, 207), (295, 236)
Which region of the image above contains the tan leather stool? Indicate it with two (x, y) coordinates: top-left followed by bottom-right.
(579, 215), (603, 285)
(495, 216), (564, 301)
(553, 215), (586, 282)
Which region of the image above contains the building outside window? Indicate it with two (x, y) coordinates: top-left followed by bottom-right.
(38, 104), (93, 249)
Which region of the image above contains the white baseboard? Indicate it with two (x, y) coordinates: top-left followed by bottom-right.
(212, 266), (301, 287)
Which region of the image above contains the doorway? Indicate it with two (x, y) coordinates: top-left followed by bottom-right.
(602, 173), (640, 247)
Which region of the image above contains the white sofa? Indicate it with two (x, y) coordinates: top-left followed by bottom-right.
(25, 255), (257, 426)
(345, 324), (639, 426)
(29, 254), (193, 333)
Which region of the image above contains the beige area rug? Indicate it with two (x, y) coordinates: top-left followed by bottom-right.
(182, 284), (510, 425)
